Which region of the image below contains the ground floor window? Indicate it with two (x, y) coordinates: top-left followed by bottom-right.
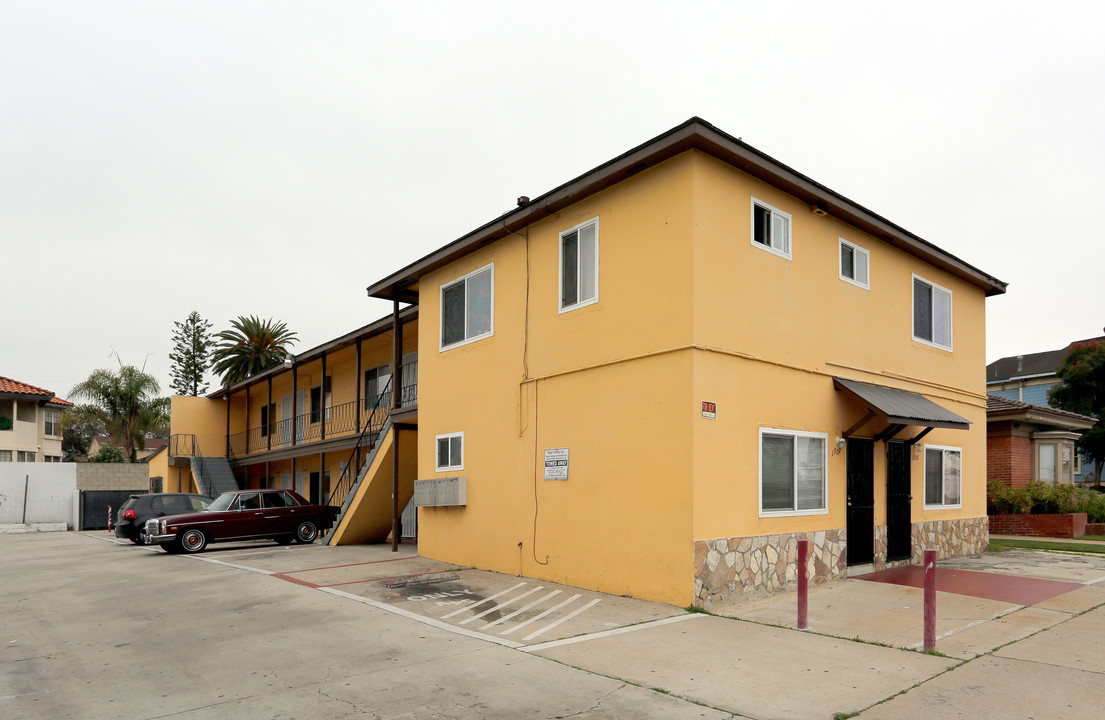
(0, 450), (11, 461)
(924, 445), (962, 507)
(436, 432), (464, 472)
(45, 455), (62, 463)
(759, 428), (827, 516)
(17, 451), (35, 462)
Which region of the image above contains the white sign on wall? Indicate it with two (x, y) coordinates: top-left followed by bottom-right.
(544, 448), (569, 481)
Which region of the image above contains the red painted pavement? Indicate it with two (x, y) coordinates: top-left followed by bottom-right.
(853, 565), (1084, 605)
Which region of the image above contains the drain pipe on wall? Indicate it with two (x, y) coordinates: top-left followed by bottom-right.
(22, 474), (29, 524)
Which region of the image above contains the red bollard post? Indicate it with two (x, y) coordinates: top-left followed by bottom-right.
(797, 539), (809, 630)
(923, 549), (936, 651)
(108, 505), (113, 532)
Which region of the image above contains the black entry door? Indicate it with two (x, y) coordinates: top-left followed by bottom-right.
(886, 441), (912, 561)
(846, 438), (875, 566)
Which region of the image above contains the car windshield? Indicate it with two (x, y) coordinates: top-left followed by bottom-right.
(206, 493), (236, 512)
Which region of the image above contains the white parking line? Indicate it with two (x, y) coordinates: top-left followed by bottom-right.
(482, 589), (562, 630)
(905, 604), (1024, 649)
(520, 613), (705, 652)
(187, 555), (276, 575)
(1086, 574), (1105, 585)
(500, 593), (581, 636)
(521, 598), (601, 642)
(458, 585), (544, 625)
(321, 587), (522, 648)
(440, 582), (526, 619)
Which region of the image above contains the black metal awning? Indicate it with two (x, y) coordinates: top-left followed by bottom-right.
(833, 377), (970, 444)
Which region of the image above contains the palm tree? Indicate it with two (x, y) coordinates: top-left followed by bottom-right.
(65, 365), (170, 463)
(211, 316), (299, 387)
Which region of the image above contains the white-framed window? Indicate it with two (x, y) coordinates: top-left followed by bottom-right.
(559, 217), (599, 312)
(45, 455), (62, 463)
(913, 275), (952, 350)
(924, 445), (962, 508)
(1037, 443), (1058, 484)
(839, 238), (870, 289)
(759, 428), (827, 516)
(435, 432), (464, 472)
(0, 450), (11, 461)
(440, 264), (494, 350)
(751, 197), (792, 259)
(17, 451), (35, 462)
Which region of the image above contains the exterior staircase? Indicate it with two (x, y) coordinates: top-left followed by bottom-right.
(191, 457), (240, 498)
(316, 423), (388, 544)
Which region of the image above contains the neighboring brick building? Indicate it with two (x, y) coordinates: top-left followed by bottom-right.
(986, 395), (1095, 488)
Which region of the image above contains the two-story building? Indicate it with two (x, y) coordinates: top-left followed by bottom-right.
(159, 118), (1006, 608)
(0, 377), (71, 462)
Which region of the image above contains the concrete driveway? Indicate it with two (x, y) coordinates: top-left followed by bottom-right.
(3, 532), (1104, 719)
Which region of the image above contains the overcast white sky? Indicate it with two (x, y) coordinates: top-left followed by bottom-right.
(3, 1), (1103, 400)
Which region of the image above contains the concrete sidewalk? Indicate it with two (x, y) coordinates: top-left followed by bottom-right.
(81, 531), (1105, 718)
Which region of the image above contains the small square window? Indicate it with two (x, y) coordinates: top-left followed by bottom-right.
(913, 275), (953, 350)
(839, 239), (870, 289)
(924, 445), (962, 508)
(560, 217), (599, 312)
(441, 265), (494, 350)
(436, 432), (464, 471)
(751, 197), (792, 259)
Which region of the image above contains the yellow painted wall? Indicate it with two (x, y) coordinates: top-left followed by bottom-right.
(689, 150), (988, 539)
(414, 147), (991, 606)
(416, 155), (698, 605)
(170, 396), (228, 460)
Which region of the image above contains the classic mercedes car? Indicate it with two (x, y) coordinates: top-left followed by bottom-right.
(144, 489), (340, 554)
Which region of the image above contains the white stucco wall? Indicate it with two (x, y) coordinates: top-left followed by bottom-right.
(0, 462), (77, 526)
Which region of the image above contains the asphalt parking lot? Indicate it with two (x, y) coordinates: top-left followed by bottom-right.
(3, 531), (1105, 719)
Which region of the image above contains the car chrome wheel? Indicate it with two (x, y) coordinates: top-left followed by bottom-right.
(295, 521), (318, 543)
(179, 528), (207, 553)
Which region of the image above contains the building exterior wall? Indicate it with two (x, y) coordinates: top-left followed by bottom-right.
(0, 401), (64, 461)
(0, 462), (77, 526)
(987, 432), (1034, 488)
(414, 148), (991, 606)
(417, 155), (698, 605)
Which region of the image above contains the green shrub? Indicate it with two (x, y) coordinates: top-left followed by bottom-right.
(988, 479), (1101, 518)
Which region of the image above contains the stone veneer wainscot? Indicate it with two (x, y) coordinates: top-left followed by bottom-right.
(693, 516), (989, 608)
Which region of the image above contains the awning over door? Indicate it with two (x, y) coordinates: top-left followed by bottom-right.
(833, 377), (970, 444)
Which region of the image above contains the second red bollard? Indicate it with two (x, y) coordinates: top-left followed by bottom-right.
(923, 548), (936, 651)
(797, 539), (808, 630)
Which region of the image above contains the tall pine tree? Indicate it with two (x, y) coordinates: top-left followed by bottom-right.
(169, 311), (213, 396)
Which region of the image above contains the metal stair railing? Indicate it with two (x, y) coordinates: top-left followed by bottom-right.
(327, 376), (393, 508)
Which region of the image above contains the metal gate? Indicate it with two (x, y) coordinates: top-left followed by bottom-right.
(80, 490), (140, 530)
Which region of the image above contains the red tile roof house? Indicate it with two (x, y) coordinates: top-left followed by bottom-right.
(0, 377), (71, 463)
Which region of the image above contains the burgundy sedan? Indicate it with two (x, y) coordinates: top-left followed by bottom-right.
(145, 489), (340, 554)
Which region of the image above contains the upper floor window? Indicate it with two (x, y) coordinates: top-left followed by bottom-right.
(441, 264), (493, 350)
(560, 218), (599, 312)
(751, 197), (791, 259)
(839, 239), (870, 289)
(913, 275), (952, 350)
(436, 432), (464, 472)
(44, 409), (61, 436)
(759, 428), (827, 516)
(924, 445), (962, 508)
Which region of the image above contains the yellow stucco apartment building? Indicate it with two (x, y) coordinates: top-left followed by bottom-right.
(156, 118), (1006, 608)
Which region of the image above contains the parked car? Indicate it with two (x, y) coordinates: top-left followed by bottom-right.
(115, 493), (213, 545)
(144, 489), (340, 554)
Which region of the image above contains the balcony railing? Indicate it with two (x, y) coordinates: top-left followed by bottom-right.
(225, 363), (415, 459)
(169, 434), (201, 457)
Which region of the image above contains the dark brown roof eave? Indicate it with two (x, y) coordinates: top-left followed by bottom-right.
(366, 117), (1008, 301)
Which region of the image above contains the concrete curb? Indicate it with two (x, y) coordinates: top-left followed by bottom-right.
(0, 523), (68, 533)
